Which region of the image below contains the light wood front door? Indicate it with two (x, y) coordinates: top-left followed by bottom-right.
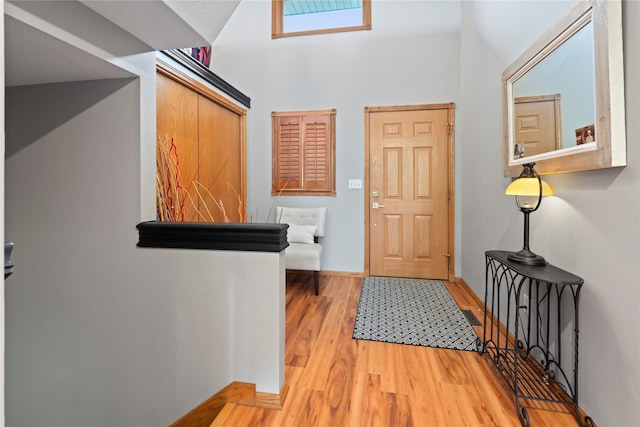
(366, 105), (452, 280)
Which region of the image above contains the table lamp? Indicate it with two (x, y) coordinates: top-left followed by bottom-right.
(505, 162), (554, 266)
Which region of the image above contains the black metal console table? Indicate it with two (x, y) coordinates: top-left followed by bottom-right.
(479, 250), (590, 427)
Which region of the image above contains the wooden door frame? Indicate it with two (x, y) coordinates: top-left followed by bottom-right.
(363, 103), (455, 281)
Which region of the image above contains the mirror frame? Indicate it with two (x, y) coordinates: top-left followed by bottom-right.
(503, 0), (625, 177)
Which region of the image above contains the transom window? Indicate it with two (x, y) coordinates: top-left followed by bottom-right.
(272, 0), (371, 39)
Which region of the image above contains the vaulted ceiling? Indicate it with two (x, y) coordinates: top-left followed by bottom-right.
(4, 0), (240, 87)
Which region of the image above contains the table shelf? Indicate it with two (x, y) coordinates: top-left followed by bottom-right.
(479, 250), (592, 427)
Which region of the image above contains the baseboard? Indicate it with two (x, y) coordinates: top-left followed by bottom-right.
(455, 277), (519, 349)
(208, 403), (235, 427)
(287, 270), (364, 278)
(455, 277), (485, 308)
(170, 382), (288, 427)
(319, 270), (364, 277)
(256, 384), (289, 409)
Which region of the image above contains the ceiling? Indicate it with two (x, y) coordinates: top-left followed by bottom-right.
(4, 0), (240, 87)
(4, 14), (135, 87)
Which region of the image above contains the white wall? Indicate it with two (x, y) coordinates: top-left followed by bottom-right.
(0, 3), (5, 425)
(3, 7), (285, 426)
(4, 75), (285, 427)
(211, 0), (462, 274)
(5, 78), (213, 426)
(460, 1), (640, 425)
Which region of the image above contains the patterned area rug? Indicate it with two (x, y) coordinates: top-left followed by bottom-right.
(352, 277), (479, 351)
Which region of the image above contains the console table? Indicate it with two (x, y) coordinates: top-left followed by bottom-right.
(479, 250), (591, 426)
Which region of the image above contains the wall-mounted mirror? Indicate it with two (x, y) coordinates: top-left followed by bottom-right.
(503, 0), (625, 177)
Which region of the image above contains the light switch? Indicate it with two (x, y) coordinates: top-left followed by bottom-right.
(348, 179), (362, 189)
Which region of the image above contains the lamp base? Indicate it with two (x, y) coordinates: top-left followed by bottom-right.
(508, 248), (547, 266)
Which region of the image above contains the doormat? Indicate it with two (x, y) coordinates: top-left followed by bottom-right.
(352, 277), (479, 351)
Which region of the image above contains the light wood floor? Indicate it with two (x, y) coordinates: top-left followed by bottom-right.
(220, 273), (584, 426)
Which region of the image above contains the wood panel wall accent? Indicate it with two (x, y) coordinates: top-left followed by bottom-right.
(156, 57), (247, 222)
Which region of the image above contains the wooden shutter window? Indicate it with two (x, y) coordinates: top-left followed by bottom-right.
(272, 110), (336, 196)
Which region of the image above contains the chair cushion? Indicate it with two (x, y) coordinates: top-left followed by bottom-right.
(276, 207), (326, 237)
(285, 243), (322, 271)
(286, 224), (317, 244)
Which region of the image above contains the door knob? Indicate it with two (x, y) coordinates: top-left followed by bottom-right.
(372, 203), (385, 209)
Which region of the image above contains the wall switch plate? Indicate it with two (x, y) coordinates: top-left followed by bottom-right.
(348, 179), (362, 189)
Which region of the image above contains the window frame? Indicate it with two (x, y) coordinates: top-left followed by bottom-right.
(272, 0), (371, 39)
(272, 109), (336, 196)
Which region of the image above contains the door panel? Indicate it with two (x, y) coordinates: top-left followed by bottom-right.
(384, 214), (402, 257)
(414, 215), (431, 258)
(384, 148), (401, 198)
(514, 95), (561, 158)
(156, 73), (199, 221)
(414, 147), (431, 198)
(369, 107), (450, 279)
(199, 97), (243, 222)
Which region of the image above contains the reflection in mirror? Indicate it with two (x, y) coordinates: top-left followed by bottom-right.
(512, 94), (563, 159)
(512, 21), (595, 158)
(503, 0), (625, 177)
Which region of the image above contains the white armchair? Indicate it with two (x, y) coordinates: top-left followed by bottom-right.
(276, 206), (327, 295)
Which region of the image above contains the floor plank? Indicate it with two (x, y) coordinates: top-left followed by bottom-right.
(221, 273), (585, 426)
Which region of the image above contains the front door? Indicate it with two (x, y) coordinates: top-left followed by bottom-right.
(366, 105), (452, 279)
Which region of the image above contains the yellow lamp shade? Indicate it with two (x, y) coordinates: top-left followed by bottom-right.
(505, 177), (554, 197)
